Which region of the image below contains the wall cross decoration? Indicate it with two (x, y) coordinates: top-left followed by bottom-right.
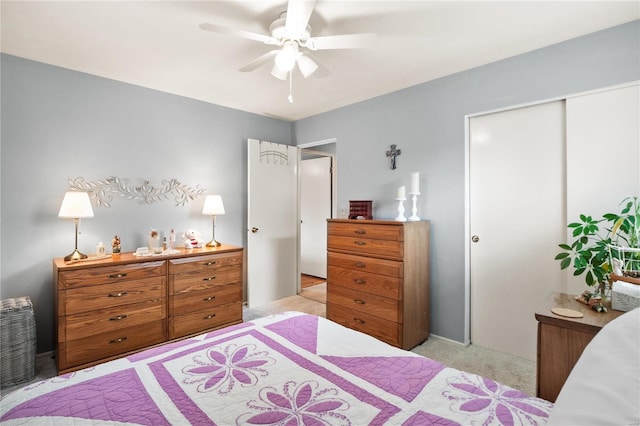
(386, 144), (402, 170)
(67, 176), (206, 207)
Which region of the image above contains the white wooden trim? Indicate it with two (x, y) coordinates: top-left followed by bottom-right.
(297, 138), (337, 149)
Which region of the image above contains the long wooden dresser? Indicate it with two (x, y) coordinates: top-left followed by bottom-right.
(326, 219), (430, 349)
(54, 245), (243, 373)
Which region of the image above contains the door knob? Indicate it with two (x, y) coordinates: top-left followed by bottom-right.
(472, 235), (479, 243)
(251, 227), (259, 233)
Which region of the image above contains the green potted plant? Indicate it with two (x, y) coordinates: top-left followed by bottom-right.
(555, 196), (640, 294)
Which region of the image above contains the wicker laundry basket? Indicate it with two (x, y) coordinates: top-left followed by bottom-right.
(0, 296), (36, 388)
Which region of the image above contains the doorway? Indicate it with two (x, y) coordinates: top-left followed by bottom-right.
(298, 140), (336, 303)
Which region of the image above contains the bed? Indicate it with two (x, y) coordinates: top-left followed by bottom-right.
(1, 311), (554, 425)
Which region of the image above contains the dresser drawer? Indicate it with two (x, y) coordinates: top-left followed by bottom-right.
(169, 302), (242, 339)
(170, 284), (242, 316)
(171, 266), (242, 295)
(58, 261), (166, 288)
(168, 251), (243, 274)
(62, 321), (166, 368)
(328, 222), (403, 241)
(328, 235), (403, 258)
(327, 303), (400, 347)
(328, 252), (403, 277)
(63, 298), (166, 341)
(63, 277), (166, 315)
(327, 266), (401, 299)
(327, 284), (400, 322)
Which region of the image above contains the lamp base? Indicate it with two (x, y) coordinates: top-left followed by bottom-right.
(64, 249), (88, 262)
(206, 240), (221, 247)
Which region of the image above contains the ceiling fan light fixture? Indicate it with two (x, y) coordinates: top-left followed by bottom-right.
(270, 63), (289, 80)
(274, 41), (299, 71)
(297, 54), (318, 78)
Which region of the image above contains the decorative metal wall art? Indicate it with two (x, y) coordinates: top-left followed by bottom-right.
(68, 177), (206, 207)
(386, 144), (401, 170)
(259, 141), (290, 165)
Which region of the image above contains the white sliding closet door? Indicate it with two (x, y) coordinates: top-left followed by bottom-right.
(469, 101), (566, 361)
(565, 84), (640, 295)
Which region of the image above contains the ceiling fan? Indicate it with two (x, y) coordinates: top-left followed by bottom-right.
(199, 0), (375, 102)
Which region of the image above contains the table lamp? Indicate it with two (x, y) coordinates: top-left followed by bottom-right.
(202, 195), (225, 247)
(58, 191), (94, 261)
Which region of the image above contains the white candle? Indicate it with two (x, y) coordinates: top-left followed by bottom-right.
(397, 186), (406, 199)
(411, 172), (420, 194)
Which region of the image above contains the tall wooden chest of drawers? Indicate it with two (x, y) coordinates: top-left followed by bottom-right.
(326, 219), (430, 349)
(54, 245), (243, 373)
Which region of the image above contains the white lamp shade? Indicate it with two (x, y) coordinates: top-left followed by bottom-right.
(270, 63), (289, 81)
(297, 54), (318, 78)
(58, 191), (94, 218)
(202, 195), (225, 215)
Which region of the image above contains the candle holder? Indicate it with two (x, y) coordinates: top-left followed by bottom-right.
(395, 198), (407, 222)
(408, 192), (420, 221)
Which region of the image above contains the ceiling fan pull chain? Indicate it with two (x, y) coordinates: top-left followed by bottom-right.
(288, 71), (294, 103)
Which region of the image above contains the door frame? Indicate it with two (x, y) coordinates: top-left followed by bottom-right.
(463, 80), (638, 345)
(297, 138), (337, 293)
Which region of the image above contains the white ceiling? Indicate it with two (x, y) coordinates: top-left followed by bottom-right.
(2, 1), (638, 121)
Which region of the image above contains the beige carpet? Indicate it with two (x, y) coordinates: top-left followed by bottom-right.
(299, 282), (326, 304)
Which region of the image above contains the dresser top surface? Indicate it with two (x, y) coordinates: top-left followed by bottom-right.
(535, 292), (624, 332)
(54, 245), (243, 270)
(328, 219), (429, 225)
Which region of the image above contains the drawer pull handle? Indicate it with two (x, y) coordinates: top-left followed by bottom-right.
(203, 276), (216, 281)
(354, 229), (367, 235)
(108, 273), (127, 279)
(203, 296), (217, 301)
(109, 337), (128, 344)
(203, 261), (217, 266)
(109, 314), (128, 321)
(354, 241), (366, 246)
(355, 262), (366, 268)
(354, 279), (366, 285)
(354, 318), (365, 324)
(204, 313), (217, 320)
(354, 299), (366, 305)
(108, 292), (128, 298)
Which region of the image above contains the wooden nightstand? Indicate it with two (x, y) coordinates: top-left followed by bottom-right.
(535, 292), (624, 402)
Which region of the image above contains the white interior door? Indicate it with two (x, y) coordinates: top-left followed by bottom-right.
(469, 101), (565, 361)
(300, 156), (331, 278)
(247, 139), (298, 307)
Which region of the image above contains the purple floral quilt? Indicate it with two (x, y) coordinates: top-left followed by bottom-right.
(1, 312), (552, 425)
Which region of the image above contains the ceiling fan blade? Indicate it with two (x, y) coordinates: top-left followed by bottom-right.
(199, 23), (278, 45)
(285, 0), (316, 38)
(239, 50), (279, 72)
(307, 33), (376, 50)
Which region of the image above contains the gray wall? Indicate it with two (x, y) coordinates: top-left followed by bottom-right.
(1, 21), (638, 353)
(292, 20), (640, 342)
(0, 54), (291, 352)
